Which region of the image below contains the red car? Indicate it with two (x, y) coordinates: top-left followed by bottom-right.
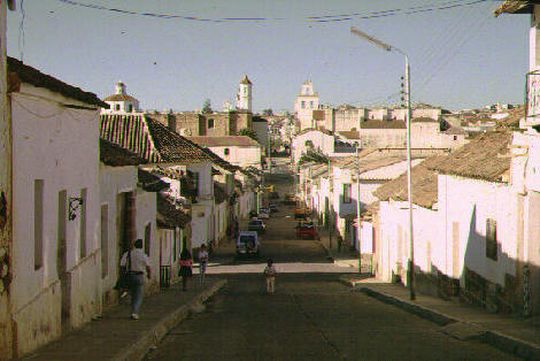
(296, 222), (319, 240)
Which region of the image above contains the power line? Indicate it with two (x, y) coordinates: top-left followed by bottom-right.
(56, 0), (489, 24)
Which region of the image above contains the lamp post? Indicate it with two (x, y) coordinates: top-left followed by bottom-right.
(355, 144), (362, 274)
(351, 26), (415, 300)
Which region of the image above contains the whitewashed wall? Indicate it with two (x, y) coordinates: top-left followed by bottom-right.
(99, 165), (137, 305)
(11, 86), (101, 354)
(292, 130), (334, 162)
(209, 145), (261, 169)
(438, 175), (518, 285)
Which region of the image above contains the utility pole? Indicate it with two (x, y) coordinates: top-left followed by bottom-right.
(356, 145), (362, 274)
(351, 26), (415, 300)
(0, 2), (14, 358)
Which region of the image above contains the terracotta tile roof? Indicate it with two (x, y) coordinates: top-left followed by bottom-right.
(338, 130), (360, 139)
(99, 139), (147, 166)
(100, 114), (212, 164)
(104, 94), (138, 102)
(429, 131), (512, 183)
(7, 57), (108, 108)
(361, 119), (406, 129)
(137, 169), (169, 192)
(374, 156), (446, 209)
(188, 136), (261, 147)
(156, 193), (191, 229)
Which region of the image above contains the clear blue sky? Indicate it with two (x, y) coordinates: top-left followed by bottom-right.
(6, 0), (529, 113)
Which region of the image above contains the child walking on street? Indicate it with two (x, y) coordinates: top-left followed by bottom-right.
(198, 244), (209, 285)
(264, 259), (277, 294)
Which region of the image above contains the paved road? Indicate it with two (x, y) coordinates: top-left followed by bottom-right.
(144, 173), (517, 361)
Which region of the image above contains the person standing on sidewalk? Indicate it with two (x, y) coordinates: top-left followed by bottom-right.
(198, 244), (209, 285)
(178, 247), (193, 291)
(120, 239), (151, 320)
(263, 259), (277, 294)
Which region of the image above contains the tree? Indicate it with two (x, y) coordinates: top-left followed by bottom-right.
(262, 108), (273, 116)
(202, 98), (212, 114)
(238, 128), (258, 141)
(298, 149), (328, 165)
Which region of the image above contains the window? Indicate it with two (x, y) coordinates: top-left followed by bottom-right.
(486, 218), (498, 260)
(127, 104), (133, 112)
(192, 172), (200, 197)
(301, 101), (306, 109)
(224, 148), (230, 156)
(208, 118), (214, 129)
(343, 184), (352, 204)
(310, 101), (314, 109)
(144, 222), (151, 256)
(80, 188), (87, 259)
(34, 180), (44, 270)
(115, 104), (120, 111)
(453, 136), (458, 141)
(100, 204), (109, 278)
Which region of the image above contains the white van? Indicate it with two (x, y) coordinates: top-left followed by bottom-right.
(236, 231), (260, 256)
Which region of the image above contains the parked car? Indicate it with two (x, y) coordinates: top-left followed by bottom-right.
(248, 219), (266, 234)
(296, 221), (318, 240)
(258, 209), (270, 219)
(236, 231), (260, 256)
(294, 207), (309, 219)
(283, 193), (296, 206)
(269, 203), (279, 213)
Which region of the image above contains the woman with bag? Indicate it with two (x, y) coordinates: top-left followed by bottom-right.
(178, 247), (193, 291)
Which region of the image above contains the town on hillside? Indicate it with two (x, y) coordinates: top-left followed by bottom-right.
(0, 1), (538, 361)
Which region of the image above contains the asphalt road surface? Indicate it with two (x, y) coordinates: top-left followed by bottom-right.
(144, 169), (517, 361)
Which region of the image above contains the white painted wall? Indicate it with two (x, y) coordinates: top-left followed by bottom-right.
(209, 145), (261, 169)
(11, 86), (101, 354)
(438, 175), (518, 285)
(292, 130), (334, 162)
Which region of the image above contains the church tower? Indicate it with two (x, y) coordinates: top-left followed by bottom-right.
(236, 74), (252, 112)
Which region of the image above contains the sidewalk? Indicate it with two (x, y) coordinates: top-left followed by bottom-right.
(318, 228), (369, 271)
(341, 276), (540, 361)
(18, 278), (226, 361)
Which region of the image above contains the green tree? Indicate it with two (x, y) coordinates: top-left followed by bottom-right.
(238, 127), (258, 141)
(202, 98), (213, 114)
(262, 108), (273, 116)
(298, 149), (328, 165)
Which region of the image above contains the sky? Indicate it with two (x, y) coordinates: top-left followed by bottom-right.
(6, 0), (530, 113)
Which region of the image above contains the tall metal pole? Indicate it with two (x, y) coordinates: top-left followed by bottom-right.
(405, 56), (416, 301)
(356, 145), (362, 274)
(350, 26), (415, 300)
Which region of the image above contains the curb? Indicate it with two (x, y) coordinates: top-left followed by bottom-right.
(358, 286), (457, 326)
(343, 281), (540, 361)
(111, 279), (227, 361)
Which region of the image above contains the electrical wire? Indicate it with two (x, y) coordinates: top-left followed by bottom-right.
(56, 0), (489, 24)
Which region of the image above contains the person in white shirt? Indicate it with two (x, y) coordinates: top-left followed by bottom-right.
(263, 259), (277, 294)
(198, 244), (209, 285)
(120, 239), (151, 320)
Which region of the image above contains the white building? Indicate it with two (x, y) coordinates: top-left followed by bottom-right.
(99, 140), (160, 307)
(102, 81), (140, 114)
(188, 136), (263, 170)
(294, 80), (320, 131)
(236, 75), (252, 112)
(496, 0), (540, 316)
(8, 57), (107, 356)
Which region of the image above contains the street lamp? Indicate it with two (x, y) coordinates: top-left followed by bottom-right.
(351, 26), (415, 300)
(355, 143), (362, 274)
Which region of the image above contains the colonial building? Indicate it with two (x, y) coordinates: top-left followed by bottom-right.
(7, 57), (107, 357)
(294, 80), (320, 131)
(188, 136), (263, 169)
(102, 81), (140, 114)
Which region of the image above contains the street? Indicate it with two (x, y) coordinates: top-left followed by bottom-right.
(144, 167), (516, 361)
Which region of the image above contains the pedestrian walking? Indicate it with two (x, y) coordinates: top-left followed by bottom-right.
(120, 239), (151, 320)
(263, 259), (277, 294)
(198, 244), (209, 285)
(178, 247), (193, 291)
